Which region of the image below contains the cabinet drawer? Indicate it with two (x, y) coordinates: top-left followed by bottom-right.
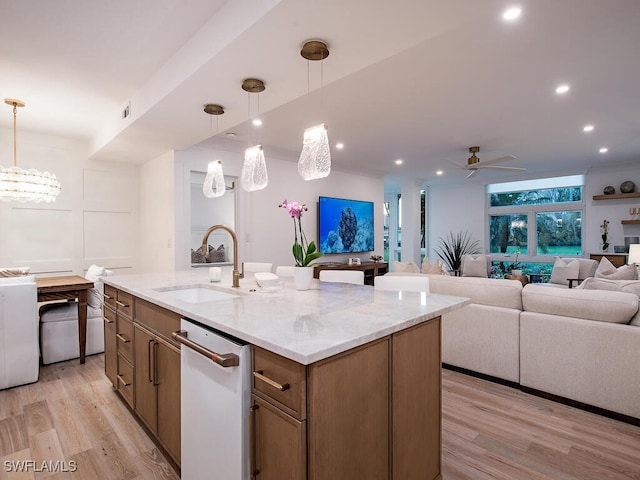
(117, 354), (134, 408)
(103, 285), (117, 310)
(117, 315), (134, 362)
(135, 298), (181, 345)
(103, 304), (116, 324)
(116, 291), (133, 319)
(252, 347), (306, 420)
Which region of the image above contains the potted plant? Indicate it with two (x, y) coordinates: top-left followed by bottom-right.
(435, 231), (482, 275)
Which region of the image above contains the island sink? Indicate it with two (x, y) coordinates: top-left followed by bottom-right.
(153, 284), (241, 303)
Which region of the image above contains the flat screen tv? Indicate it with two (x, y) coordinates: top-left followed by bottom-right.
(318, 196), (374, 254)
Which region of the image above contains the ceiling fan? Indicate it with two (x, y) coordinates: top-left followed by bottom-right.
(449, 146), (525, 179)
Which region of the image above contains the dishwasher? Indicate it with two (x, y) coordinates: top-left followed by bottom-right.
(173, 318), (251, 480)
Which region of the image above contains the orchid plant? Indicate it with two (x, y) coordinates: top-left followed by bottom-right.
(279, 200), (323, 267)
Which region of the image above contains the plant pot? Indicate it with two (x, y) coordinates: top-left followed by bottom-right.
(293, 266), (314, 291)
(511, 269), (522, 276)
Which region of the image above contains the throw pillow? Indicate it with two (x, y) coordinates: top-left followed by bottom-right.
(577, 277), (624, 292)
(461, 254), (488, 278)
(393, 260), (420, 273)
(594, 256), (637, 280)
(549, 257), (580, 286)
(191, 248), (206, 264)
(421, 258), (447, 275)
(206, 244), (226, 263)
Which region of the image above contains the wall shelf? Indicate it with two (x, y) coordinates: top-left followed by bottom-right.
(592, 192), (640, 201)
(622, 220), (640, 225)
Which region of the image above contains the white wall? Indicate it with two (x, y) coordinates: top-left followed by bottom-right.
(0, 128), (139, 276)
(174, 144), (385, 271)
(427, 162), (640, 263)
(139, 150), (176, 273)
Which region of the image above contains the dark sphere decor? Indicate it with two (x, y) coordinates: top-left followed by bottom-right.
(603, 185), (615, 195)
(620, 181), (636, 194)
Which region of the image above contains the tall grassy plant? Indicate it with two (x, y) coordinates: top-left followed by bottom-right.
(436, 231), (482, 273)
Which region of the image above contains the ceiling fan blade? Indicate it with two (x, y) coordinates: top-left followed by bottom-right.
(476, 154), (516, 166)
(446, 159), (466, 169)
(466, 169), (479, 179)
(477, 165), (526, 172)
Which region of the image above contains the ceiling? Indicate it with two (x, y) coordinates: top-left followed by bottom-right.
(2, 0), (640, 187)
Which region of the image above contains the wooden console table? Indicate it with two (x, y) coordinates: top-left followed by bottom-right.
(314, 261), (388, 285)
(589, 253), (627, 268)
(36, 275), (94, 364)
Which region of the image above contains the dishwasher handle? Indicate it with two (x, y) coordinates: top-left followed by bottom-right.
(172, 330), (240, 367)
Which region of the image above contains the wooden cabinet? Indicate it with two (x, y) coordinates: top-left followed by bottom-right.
(103, 286), (181, 468)
(313, 261), (389, 285)
(103, 285), (134, 409)
(251, 317), (441, 480)
(134, 299), (181, 466)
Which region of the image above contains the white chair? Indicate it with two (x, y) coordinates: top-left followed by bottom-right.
(0, 275), (39, 389)
(374, 275), (430, 292)
(319, 270), (365, 285)
(275, 266), (295, 277)
(243, 262), (273, 274)
(39, 264), (110, 364)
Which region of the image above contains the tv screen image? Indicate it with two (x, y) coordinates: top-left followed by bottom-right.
(318, 196), (374, 254)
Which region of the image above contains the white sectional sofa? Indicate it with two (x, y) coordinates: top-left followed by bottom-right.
(387, 272), (640, 420)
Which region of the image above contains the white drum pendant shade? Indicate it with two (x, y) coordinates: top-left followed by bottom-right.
(298, 123), (331, 180)
(241, 145), (268, 192)
(203, 160), (225, 198)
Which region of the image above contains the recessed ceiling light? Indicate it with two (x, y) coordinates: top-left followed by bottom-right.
(583, 124), (594, 132)
(599, 147), (608, 153)
(335, 142), (344, 150)
(436, 170), (443, 176)
(555, 84), (570, 95)
(252, 118), (262, 126)
(394, 159), (403, 165)
(502, 7), (522, 21)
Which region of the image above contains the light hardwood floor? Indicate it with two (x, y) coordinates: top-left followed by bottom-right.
(1, 356), (639, 479)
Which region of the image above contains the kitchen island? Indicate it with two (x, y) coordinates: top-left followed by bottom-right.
(103, 269), (468, 480)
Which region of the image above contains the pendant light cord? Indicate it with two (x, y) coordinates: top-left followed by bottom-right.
(12, 103), (17, 167)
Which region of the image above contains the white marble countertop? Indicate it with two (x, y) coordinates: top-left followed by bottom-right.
(104, 268), (469, 365)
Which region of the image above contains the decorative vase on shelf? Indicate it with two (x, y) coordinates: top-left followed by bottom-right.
(293, 266), (314, 291)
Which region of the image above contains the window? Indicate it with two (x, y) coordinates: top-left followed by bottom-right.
(487, 175), (584, 274)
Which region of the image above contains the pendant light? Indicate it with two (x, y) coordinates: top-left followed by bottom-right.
(298, 40), (331, 181)
(240, 78), (268, 192)
(202, 103), (225, 198)
(0, 98), (62, 203)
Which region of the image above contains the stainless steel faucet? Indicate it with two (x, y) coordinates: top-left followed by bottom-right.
(200, 225), (244, 287)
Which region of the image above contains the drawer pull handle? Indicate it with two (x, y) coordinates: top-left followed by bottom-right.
(116, 333), (130, 343)
(115, 300), (129, 308)
(117, 375), (130, 387)
(103, 294), (113, 300)
(104, 317), (114, 324)
(253, 370), (290, 392)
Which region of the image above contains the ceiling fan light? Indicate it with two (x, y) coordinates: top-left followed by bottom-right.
(241, 145), (268, 191)
(203, 160), (225, 198)
(298, 123), (331, 181)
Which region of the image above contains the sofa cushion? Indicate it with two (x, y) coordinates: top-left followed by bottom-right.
(594, 256), (637, 280)
(421, 258), (448, 275)
(461, 254), (490, 278)
(549, 258), (580, 286)
(522, 284), (639, 324)
(393, 260), (420, 273)
(0, 266), (30, 277)
(428, 274), (523, 310)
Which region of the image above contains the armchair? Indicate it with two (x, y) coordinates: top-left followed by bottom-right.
(0, 275), (39, 389)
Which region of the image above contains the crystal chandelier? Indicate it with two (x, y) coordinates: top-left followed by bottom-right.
(202, 104), (225, 198)
(298, 40), (331, 181)
(241, 145), (268, 192)
(298, 123), (331, 180)
(0, 98), (61, 203)
(240, 78), (268, 192)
